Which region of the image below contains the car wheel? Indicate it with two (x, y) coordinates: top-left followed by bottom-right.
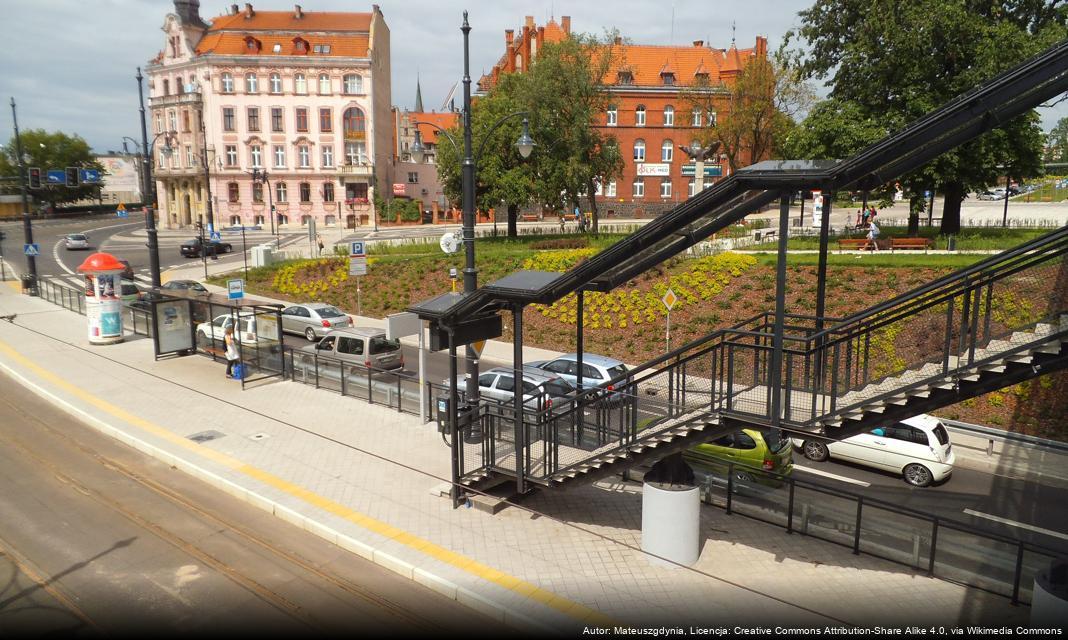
(903, 463), (933, 487)
(802, 440), (829, 462)
(224, 244), (232, 253)
(733, 470), (754, 484)
(304, 327), (317, 341)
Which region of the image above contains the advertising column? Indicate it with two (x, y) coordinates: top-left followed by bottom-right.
(77, 253), (126, 345)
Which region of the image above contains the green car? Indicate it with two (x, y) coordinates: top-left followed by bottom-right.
(684, 428), (794, 487)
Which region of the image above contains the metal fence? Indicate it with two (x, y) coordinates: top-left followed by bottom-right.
(697, 462), (1063, 606)
(282, 345), (430, 416)
(37, 278), (155, 337)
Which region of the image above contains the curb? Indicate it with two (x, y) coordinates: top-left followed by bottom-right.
(0, 341), (555, 634)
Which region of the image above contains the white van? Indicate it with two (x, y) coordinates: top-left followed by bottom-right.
(796, 414), (954, 487)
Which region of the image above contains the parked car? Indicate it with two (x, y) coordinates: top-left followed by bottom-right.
(684, 428), (794, 487)
(129, 290), (167, 312)
(196, 312), (263, 348)
(281, 303), (353, 341)
(528, 353), (629, 403)
(181, 237), (233, 258)
(794, 414), (954, 487)
(161, 279), (208, 294)
(119, 280), (141, 304)
(444, 366), (575, 413)
(299, 327), (403, 371)
(64, 233), (90, 250)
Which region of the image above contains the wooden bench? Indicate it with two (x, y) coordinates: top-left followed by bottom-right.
(753, 228), (777, 242)
(520, 214), (539, 222)
(890, 237), (933, 252)
(837, 238), (870, 251)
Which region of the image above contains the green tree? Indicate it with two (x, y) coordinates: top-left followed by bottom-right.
(1046, 116), (1068, 163)
(1, 129), (103, 209)
(788, 0), (1066, 234)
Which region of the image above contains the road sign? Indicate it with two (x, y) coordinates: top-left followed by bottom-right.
(23, 243), (40, 257)
(46, 170), (65, 185)
(661, 288), (677, 311)
(227, 279), (245, 300)
(116, 202), (128, 218)
(470, 340), (486, 357)
(79, 168), (101, 184)
(349, 241), (365, 257)
(348, 257), (367, 276)
(210, 231), (222, 242)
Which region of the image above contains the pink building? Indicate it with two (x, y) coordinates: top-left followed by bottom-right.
(146, 1), (392, 230)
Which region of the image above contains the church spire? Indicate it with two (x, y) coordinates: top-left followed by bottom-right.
(414, 74), (424, 113)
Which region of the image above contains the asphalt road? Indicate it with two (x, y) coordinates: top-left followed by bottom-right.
(0, 369), (503, 637)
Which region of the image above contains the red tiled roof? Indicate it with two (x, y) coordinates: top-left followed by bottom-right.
(411, 112), (459, 145)
(195, 10), (372, 57)
(598, 44), (758, 86)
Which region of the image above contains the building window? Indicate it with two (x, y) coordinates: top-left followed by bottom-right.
(225, 145), (237, 167)
(664, 105), (675, 127)
(635, 105), (646, 126)
(660, 178), (672, 198)
(295, 107), (308, 132)
(407, 172), (419, 183)
(228, 182), (240, 202)
(343, 74), (362, 94)
(162, 79), (170, 96)
(323, 182), (335, 202)
(221, 73), (234, 93)
(707, 110), (717, 127)
(691, 110), (702, 127)
(168, 110), (177, 132)
(342, 107), (366, 139)
(661, 139), (673, 162)
(273, 145), (286, 168)
(606, 106), (617, 126)
(272, 43), (282, 53)
(250, 145), (262, 168)
(321, 145), (334, 167)
(345, 141), (367, 165)
(269, 73), (282, 94)
(245, 73), (258, 93)
(222, 107), (235, 132)
(271, 107), (284, 132)
(158, 149), (166, 168)
(605, 181), (617, 197)
(252, 182), (263, 202)
(155, 113), (162, 134)
(318, 74), (330, 94)
(633, 179), (645, 197)
(185, 145), (194, 167)
(294, 73), (307, 94)
(299, 182), (311, 203)
(298, 145), (311, 168)
(276, 182), (287, 203)
(319, 108), (332, 132)
(688, 178), (696, 197)
(247, 107), (260, 131)
(633, 139), (645, 162)
(182, 110), (191, 132)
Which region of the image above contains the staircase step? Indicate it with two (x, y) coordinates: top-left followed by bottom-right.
(886, 395), (909, 406)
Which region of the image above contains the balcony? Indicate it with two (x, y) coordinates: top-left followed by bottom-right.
(337, 162), (373, 178)
(148, 90), (203, 107)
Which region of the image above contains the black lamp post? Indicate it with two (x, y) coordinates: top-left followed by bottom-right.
(136, 68), (176, 289)
(9, 97), (37, 294)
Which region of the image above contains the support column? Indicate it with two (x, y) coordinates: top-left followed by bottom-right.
(575, 288), (585, 444)
(449, 331), (462, 508)
(513, 305), (526, 494)
(769, 193), (791, 425)
(815, 190), (832, 331)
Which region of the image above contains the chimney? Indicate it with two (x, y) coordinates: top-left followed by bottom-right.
(230, 3), (238, 15)
(693, 40), (704, 47)
(294, 4), (303, 19)
(244, 3), (254, 19)
(613, 36), (622, 45)
(505, 29), (514, 47)
(173, 0), (205, 26)
(561, 16), (570, 34)
(525, 16), (534, 29)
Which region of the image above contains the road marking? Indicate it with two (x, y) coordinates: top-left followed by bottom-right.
(794, 464), (871, 487)
(963, 509), (1068, 541)
(0, 336), (613, 627)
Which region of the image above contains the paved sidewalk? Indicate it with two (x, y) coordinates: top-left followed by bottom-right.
(0, 283), (1034, 631)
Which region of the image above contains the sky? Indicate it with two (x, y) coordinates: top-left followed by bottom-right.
(1, 0), (1065, 154)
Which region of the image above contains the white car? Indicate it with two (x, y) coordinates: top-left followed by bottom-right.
(64, 233), (90, 250)
(196, 313), (263, 348)
(795, 414), (954, 487)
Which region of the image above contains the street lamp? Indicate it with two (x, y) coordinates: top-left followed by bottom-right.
(136, 67), (179, 289)
(10, 98), (37, 294)
(997, 164), (1011, 228)
(250, 169), (277, 241)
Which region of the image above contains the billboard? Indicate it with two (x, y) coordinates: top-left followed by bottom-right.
(100, 156), (140, 194)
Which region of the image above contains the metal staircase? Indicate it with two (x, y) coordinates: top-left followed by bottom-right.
(458, 227), (1068, 492)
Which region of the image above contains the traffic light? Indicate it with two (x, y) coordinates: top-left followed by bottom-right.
(28, 167), (41, 189)
(65, 167), (79, 187)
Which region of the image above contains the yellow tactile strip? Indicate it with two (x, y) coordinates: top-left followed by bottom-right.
(0, 337), (613, 627)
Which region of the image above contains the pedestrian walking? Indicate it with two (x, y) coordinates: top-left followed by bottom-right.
(865, 220), (881, 252)
(224, 325), (240, 378)
(316, 233), (324, 256)
(869, 206), (878, 224)
(855, 210), (863, 228)
(861, 208), (870, 227)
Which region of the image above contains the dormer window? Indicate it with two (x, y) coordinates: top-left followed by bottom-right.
(694, 72), (709, 83)
(661, 72), (675, 86)
(313, 44), (331, 54)
(617, 70), (634, 85)
(272, 43), (282, 53)
(244, 36), (261, 53)
(293, 38), (308, 54)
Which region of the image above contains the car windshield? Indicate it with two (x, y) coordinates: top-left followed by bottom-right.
(316, 306), (346, 318)
(761, 428), (790, 453)
(68, 234), (86, 241)
(121, 283), (139, 294)
(932, 422), (950, 446)
(369, 336), (400, 354)
(606, 364), (628, 379)
(544, 381), (574, 398)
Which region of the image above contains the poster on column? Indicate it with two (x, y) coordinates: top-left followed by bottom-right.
(811, 190), (824, 228)
(86, 274), (123, 341)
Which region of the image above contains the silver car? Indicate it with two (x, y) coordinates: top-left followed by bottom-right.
(528, 353), (629, 403)
(65, 233), (90, 250)
(445, 366), (575, 412)
(298, 327), (403, 371)
(281, 303), (352, 341)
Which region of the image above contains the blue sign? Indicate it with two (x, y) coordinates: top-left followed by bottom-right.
(349, 241), (365, 256)
(116, 210), (128, 218)
(681, 164), (723, 177)
(79, 168), (101, 184)
(23, 243), (39, 256)
(46, 170), (65, 185)
(227, 279), (244, 300)
(210, 231), (222, 242)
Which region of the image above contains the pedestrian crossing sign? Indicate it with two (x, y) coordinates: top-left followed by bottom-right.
(23, 243), (39, 256)
(116, 203), (128, 218)
(211, 231), (222, 242)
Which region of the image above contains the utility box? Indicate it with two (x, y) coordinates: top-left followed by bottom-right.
(436, 396), (474, 433)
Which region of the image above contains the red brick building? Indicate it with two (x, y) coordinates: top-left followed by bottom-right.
(479, 17), (768, 216)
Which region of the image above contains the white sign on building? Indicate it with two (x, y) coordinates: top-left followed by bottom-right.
(637, 163), (671, 177)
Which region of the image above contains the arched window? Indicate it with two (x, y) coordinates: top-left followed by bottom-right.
(230, 215), (241, 226)
(319, 74), (330, 94)
(343, 74), (362, 94)
(270, 73), (282, 93)
(276, 182), (288, 203)
(245, 73), (258, 93)
(635, 105), (646, 126)
(661, 139), (673, 162)
(221, 72), (234, 93)
(294, 73), (307, 94)
(343, 107), (366, 136)
(633, 139), (645, 162)
(606, 106), (618, 126)
(663, 105), (674, 127)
